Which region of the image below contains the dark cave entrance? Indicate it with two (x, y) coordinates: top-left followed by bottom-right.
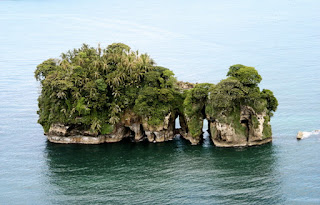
(241, 119), (249, 141)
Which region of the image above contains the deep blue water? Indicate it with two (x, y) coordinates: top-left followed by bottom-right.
(0, 0), (319, 204)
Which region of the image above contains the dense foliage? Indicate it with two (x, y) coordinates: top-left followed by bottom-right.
(35, 43), (182, 133)
(227, 64), (262, 86)
(35, 44), (278, 140)
(133, 67), (184, 125)
(206, 64), (278, 118)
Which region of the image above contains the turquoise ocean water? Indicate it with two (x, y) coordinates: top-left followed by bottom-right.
(0, 0), (319, 204)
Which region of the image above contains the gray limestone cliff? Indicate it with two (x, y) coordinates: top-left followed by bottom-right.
(47, 106), (273, 147)
(209, 106), (272, 147)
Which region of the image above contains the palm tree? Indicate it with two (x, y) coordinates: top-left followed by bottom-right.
(61, 59), (70, 69)
(97, 43), (102, 56)
(112, 90), (120, 97)
(72, 91), (81, 100)
(60, 108), (67, 115)
(94, 71), (100, 79)
(92, 58), (100, 69)
(57, 91), (66, 99)
(61, 53), (67, 60)
(101, 60), (108, 71)
(109, 116), (120, 125)
(90, 118), (101, 133)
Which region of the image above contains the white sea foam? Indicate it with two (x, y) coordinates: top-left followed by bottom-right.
(300, 130), (320, 139)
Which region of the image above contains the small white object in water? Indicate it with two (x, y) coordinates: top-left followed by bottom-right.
(297, 130), (320, 140)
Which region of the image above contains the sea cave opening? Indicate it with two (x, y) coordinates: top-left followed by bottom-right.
(202, 118), (211, 142)
(173, 113), (189, 140)
(241, 119), (249, 141)
(175, 115), (181, 129)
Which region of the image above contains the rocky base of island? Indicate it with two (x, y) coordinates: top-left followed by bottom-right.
(47, 133), (272, 146)
(46, 105), (273, 147)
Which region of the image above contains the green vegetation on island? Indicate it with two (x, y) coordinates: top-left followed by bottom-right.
(35, 43), (182, 134)
(35, 43), (278, 146)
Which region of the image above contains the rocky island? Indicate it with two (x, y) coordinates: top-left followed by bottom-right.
(35, 43), (278, 147)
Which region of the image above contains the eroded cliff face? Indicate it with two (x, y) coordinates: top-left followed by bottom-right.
(47, 106), (272, 146)
(47, 123), (106, 144)
(121, 110), (177, 143)
(47, 110), (180, 144)
(182, 116), (203, 145)
(209, 121), (247, 147)
(120, 110), (204, 145)
(209, 106), (272, 147)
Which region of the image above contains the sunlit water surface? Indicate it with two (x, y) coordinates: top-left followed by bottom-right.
(0, 0), (319, 204)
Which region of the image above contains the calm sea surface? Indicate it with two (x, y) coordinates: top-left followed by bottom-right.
(0, 0), (320, 204)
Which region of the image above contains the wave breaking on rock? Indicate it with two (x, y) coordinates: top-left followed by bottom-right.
(296, 130), (320, 140)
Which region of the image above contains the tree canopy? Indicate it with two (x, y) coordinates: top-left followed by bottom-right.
(35, 43), (180, 133)
(207, 64), (277, 120)
(227, 64), (262, 86)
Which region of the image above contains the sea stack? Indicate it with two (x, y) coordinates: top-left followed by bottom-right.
(35, 43), (278, 147)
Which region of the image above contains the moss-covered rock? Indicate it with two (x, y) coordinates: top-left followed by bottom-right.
(204, 64), (277, 147)
(182, 83), (214, 144)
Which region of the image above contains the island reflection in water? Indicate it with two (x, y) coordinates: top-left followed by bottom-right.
(44, 136), (284, 204)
